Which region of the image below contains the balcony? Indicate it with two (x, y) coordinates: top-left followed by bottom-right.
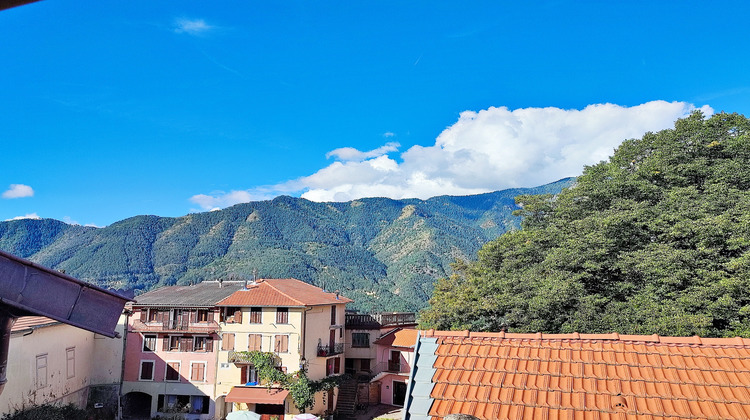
(345, 312), (417, 329)
(130, 319), (220, 334)
(317, 342), (345, 357)
(371, 360), (411, 377)
(228, 351), (254, 364)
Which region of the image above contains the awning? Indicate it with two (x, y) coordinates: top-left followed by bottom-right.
(225, 387), (289, 405)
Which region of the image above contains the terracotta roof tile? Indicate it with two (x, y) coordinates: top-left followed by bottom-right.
(10, 316), (59, 333)
(215, 278), (352, 307)
(410, 330), (750, 420)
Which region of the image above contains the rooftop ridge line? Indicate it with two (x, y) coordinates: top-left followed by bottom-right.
(421, 330), (750, 346)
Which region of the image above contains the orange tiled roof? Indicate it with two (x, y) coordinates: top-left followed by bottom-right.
(216, 278), (352, 307)
(406, 330), (750, 420)
(375, 327), (419, 349)
(11, 316), (60, 333)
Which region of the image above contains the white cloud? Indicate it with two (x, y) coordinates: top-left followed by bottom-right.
(326, 142), (400, 162)
(2, 184), (34, 199)
(189, 101), (713, 210)
(189, 189), (276, 211)
(174, 18), (214, 36)
(6, 213), (41, 221)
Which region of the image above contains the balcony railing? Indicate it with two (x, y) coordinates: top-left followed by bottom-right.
(317, 342), (345, 357)
(371, 360), (410, 376)
(345, 312), (417, 329)
(130, 319), (219, 334)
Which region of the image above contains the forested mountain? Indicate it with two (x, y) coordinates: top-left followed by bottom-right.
(422, 112), (750, 337)
(0, 179), (573, 311)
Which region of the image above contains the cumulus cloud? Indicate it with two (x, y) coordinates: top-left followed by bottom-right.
(189, 101), (713, 210)
(2, 184), (34, 199)
(174, 18), (214, 36)
(6, 213), (41, 221)
(189, 189), (277, 212)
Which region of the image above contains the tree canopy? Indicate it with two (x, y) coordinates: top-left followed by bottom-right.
(420, 112), (750, 337)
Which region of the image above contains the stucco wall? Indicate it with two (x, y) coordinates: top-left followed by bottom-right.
(0, 322), (96, 414)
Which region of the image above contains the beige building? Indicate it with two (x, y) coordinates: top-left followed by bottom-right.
(214, 278), (351, 419)
(0, 316), (124, 416)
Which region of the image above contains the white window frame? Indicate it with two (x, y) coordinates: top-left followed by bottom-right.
(190, 361), (207, 383)
(35, 354), (48, 389)
(142, 334), (157, 352)
(164, 360), (181, 382)
(139, 360), (155, 381)
(66, 347), (75, 379)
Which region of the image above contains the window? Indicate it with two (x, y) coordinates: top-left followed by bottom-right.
(196, 309), (209, 323)
(66, 347), (75, 379)
(148, 309), (159, 322)
(331, 305), (336, 325)
(326, 358), (335, 376)
(222, 333), (235, 351)
(143, 334), (157, 352)
(250, 307), (262, 323)
(276, 308), (288, 324)
(274, 335), (289, 353)
(191, 396), (210, 415)
(361, 358), (371, 372)
(248, 334), (262, 351)
(35, 354), (48, 388)
(165, 361), (180, 381)
(190, 362), (206, 382)
(158, 395), (190, 413)
(240, 365), (258, 384)
(223, 307), (242, 323)
(169, 336), (180, 351)
(193, 336), (211, 352)
(140, 360), (155, 381)
(352, 332), (370, 348)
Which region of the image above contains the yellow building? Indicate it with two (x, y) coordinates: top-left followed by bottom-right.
(213, 278), (351, 419)
(0, 316), (125, 417)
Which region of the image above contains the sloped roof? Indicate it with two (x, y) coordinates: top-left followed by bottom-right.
(10, 316), (60, 334)
(404, 330), (750, 420)
(375, 327), (419, 349)
(134, 281), (246, 307)
(216, 278), (352, 307)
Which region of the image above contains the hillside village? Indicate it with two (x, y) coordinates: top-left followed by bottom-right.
(2, 113), (750, 419)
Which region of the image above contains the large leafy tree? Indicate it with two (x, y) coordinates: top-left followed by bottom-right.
(421, 112), (750, 337)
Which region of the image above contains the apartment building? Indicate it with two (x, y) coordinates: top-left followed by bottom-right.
(213, 278), (351, 419)
(121, 281), (245, 419)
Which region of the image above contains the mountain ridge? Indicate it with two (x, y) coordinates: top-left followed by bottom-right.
(0, 178), (575, 311)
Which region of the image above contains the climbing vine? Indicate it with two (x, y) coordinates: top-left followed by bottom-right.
(236, 351), (345, 413)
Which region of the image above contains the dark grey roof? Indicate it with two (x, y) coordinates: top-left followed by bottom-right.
(134, 281), (247, 307)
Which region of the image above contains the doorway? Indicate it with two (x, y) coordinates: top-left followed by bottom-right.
(393, 381), (407, 406)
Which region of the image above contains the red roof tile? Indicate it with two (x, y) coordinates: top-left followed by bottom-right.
(416, 330), (750, 420)
(215, 278), (352, 307)
(374, 328), (419, 348)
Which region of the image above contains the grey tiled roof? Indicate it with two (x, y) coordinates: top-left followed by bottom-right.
(134, 281), (247, 307)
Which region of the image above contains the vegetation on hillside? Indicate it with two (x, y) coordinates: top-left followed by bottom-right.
(421, 112), (750, 337)
(0, 180), (572, 311)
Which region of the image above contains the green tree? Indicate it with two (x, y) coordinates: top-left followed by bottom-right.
(421, 112), (750, 337)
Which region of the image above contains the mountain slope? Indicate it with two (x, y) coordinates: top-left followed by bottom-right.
(0, 178), (574, 311)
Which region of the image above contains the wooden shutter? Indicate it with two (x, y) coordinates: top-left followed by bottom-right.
(240, 365), (248, 383)
(163, 336), (169, 351)
(274, 335), (288, 353)
(234, 309), (242, 323)
(190, 310), (197, 323)
(222, 333), (234, 351)
(248, 334), (261, 351)
(180, 336), (193, 352)
(206, 337), (213, 352)
(139, 309), (147, 322)
(334, 357), (341, 374)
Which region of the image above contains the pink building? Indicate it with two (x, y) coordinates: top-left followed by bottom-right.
(371, 328), (418, 407)
(121, 281), (246, 419)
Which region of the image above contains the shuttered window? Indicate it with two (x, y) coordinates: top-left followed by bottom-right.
(274, 335), (289, 353)
(222, 333), (235, 351)
(248, 334), (262, 351)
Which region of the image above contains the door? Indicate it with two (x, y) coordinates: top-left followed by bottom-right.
(393, 381), (407, 406)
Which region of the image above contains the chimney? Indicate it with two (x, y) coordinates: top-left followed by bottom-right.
(218, 279), (223, 288)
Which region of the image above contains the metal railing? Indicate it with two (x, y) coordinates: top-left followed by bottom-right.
(317, 342), (345, 357)
(371, 360), (410, 376)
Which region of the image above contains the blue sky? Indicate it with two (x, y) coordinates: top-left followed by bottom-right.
(1, 1), (748, 227)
